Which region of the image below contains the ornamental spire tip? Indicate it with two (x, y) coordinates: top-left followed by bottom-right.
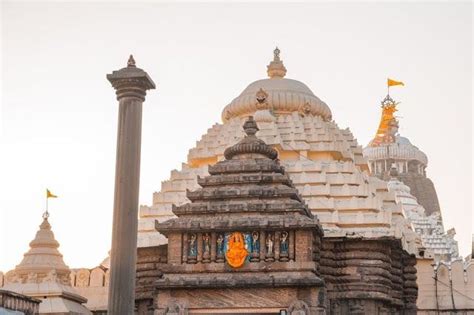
(127, 54), (136, 67)
(267, 47), (286, 78)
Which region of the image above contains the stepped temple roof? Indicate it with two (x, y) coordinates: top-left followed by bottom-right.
(139, 49), (418, 259)
(157, 117), (320, 239)
(3, 214), (91, 314)
(153, 117), (324, 312)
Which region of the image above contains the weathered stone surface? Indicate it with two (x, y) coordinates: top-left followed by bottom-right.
(145, 117), (325, 313)
(320, 238), (417, 314)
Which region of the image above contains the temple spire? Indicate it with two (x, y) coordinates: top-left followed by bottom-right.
(267, 47), (287, 78)
(368, 95), (399, 147)
(224, 116), (278, 160)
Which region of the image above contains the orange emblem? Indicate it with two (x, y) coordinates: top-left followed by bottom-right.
(225, 232), (248, 268)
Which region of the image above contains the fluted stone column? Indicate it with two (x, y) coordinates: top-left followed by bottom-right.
(106, 55), (155, 314)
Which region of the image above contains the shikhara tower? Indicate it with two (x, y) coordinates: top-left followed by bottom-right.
(363, 94), (459, 262)
(135, 48), (419, 314)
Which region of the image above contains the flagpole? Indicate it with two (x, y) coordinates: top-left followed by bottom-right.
(44, 189), (49, 219)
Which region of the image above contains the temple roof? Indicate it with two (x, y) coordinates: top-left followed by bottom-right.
(156, 117), (320, 235)
(3, 214), (91, 314)
(15, 216), (70, 275)
(139, 49), (415, 250)
(221, 48), (332, 122)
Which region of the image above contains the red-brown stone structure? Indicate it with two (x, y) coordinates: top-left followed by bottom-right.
(135, 117), (418, 315)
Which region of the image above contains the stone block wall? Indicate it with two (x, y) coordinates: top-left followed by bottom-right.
(320, 238), (417, 314)
(135, 245), (168, 313)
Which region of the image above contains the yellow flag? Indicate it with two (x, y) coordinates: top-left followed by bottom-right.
(387, 78), (404, 87)
(46, 189), (58, 199)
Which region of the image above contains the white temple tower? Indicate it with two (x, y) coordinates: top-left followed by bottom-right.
(2, 214), (91, 314)
(137, 48), (419, 257)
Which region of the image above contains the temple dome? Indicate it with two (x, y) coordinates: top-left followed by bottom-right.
(221, 48), (332, 122)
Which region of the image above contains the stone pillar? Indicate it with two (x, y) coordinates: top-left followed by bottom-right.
(197, 233), (203, 263)
(210, 232), (217, 262)
(289, 230), (295, 261)
(259, 231), (266, 261)
(106, 55), (155, 315)
(182, 233), (188, 263)
(274, 231), (280, 261)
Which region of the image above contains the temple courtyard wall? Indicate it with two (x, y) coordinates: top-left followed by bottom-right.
(2, 246), (473, 314)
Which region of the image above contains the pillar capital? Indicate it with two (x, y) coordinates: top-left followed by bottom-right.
(107, 55), (156, 101)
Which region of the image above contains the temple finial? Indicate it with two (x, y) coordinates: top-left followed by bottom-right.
(267, 47), (287, 78)
(243, 116), (259, 136)
(273, 47), (281, 61)
(127, 54), (136, 67)
(223, 116), (278, 160)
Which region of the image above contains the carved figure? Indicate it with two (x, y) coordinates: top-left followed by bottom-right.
(252, 231), (260, 253)
(202, 233), (210, 254)
(27, 272), (37, 283)
(225, 232), (248, 268)
(280, 231), (289, 255)
(216, 234), (225, 256)
(43, 269), (58, 282)
(188, 233), (197, 257)
(288, 299), (310, 315)
(266, 233), (274, 256)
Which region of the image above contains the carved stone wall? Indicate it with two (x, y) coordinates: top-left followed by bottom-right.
(320, 238), (417, 314)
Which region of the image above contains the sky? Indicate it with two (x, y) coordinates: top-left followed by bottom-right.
(0, 2), (472, 272)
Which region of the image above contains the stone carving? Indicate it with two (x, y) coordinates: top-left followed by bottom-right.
(216, 234), (225, 262)
(288, 300), (310, 315)
(188, 233), (197, 261)
(265, 233), (274, 261)
(280, 231), (289, 260)
(163, 300), (187, 315)
(5, 271), (20, 284)
(255, 88), (269, 110)
(250, 231), (260, 262)
(225, 232), (248, 268)
(27, 272), (37, 283)
(43, 269), (58, 283)
(299, 102), (312, 116)
(75, 268), (90, 287)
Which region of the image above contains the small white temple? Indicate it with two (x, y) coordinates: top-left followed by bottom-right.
(2, 213), (91, 314)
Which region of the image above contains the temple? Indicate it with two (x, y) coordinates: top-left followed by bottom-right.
(1, 49), (472, 314)
(1, 213), (91, 314)
(363, 95), (459, 262)
(134, 49), (420, 314)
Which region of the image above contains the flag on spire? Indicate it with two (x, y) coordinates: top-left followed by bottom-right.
(387, 78), (404, 87)
(46, 189), (58, 199)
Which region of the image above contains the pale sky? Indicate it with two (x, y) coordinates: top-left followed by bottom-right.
(1, 2), (472, 272)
